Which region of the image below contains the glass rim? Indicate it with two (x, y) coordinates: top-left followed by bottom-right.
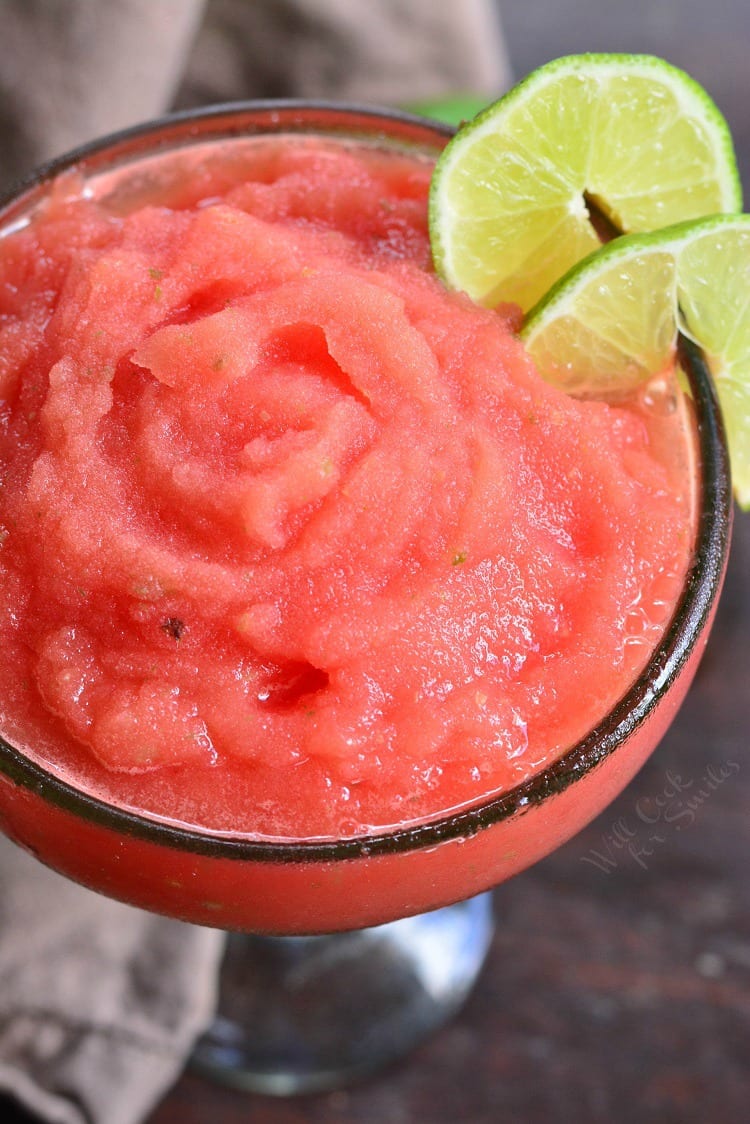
(0, 98), (454, 216)
(0, 102), (733, 864)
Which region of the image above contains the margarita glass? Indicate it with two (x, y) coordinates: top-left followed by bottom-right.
(0, 104), (733, 1093)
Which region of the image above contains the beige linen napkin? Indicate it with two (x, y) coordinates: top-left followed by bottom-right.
(0, 0), (510, 188)
(0, 837), (223, 1124)
(0, 2), (510, 1121)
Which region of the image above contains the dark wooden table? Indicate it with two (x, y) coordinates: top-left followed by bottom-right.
(138, 520), (750, 1123)
(150, 12), (750, 1114)
(144, 10), (750, 1122)
(4, 4), (750, 1123)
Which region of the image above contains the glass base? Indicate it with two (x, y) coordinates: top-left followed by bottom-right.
(191, 891), (494, 1095)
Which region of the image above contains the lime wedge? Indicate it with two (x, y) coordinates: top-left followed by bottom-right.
(521, 214), (750, 507)
(429, 54), (742, 312)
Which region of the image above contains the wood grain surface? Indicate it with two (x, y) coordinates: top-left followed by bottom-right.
(143, 519), (750, 1122)
(142, 9), (750, 1115)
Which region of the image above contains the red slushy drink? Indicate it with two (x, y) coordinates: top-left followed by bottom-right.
(0, 131), (694, 839)
(0, 110), (715, 932)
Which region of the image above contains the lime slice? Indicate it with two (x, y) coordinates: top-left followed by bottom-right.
(521, 214), (750, 507)
(429, 54), (742, 313)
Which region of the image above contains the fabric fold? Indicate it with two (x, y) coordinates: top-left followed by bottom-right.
(0, 838), (224, 1124)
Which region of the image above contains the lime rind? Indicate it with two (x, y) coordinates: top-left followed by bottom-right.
(429, 53), (742, 312)
(521, 214), (750, 508)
